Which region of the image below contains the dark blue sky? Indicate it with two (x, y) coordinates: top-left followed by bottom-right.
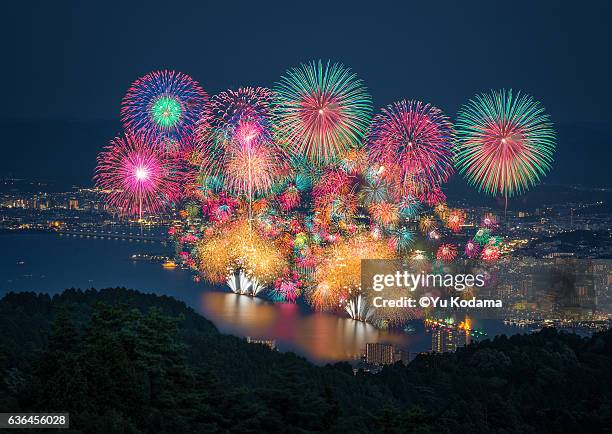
(3, 0), (611, 187)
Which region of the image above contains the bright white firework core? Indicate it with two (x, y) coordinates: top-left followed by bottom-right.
(135, 167), (149, 180)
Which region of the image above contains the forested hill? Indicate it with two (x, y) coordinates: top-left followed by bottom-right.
(1, 288), (611, 433)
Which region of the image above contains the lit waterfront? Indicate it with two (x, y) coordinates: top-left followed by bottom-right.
(199, 292), (417, 362)
(0, 233), (540, 363)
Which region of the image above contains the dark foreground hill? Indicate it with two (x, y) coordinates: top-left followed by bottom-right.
(0, 288), (611, 433)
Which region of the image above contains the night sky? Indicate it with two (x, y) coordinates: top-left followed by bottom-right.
(3, 0), (611, 188)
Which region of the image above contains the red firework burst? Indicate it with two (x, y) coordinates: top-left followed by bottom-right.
(481, 245), (501, 262)
(278, 185), (301, 211)
(369, 202), (400, 227)
(436, 244), (457, 262)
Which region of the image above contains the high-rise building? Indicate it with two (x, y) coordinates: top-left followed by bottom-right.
(431, 328), (458, 353)
(366, 343), (394, 365)
(431, 328), (472, 353)
(69, 198), (79, 210)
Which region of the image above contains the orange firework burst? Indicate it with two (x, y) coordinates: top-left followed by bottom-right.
(434, 202), (448, 219)
(446, 209), (465, 233)
(340, 148), (370, 175)
(307, 283), (340, 311)
(369, 202), (400, 228)
(196, 230), (233, 283)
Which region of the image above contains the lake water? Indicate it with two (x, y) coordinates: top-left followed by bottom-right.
(0, 233), (522, 363)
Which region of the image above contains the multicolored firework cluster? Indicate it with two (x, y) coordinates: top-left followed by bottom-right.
(94, 62), (556, 328)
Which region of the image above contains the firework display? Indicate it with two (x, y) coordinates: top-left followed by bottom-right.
(436, 244), (457, 262)
(94, 64), (556, 329)
(94, 132), (182, 219)
(198, 87), (291, 197)
(367, 100), (454, 200)
(446, 209), (465, 233)
(272, 60), (372, 165)
(121, 70), (208, 141)
(455, 89), (556, 204)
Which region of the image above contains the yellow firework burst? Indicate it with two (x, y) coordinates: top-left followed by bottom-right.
(312, 234), (394, 311)
(419, 215), (437, 233)
(197, 219), (288, 287)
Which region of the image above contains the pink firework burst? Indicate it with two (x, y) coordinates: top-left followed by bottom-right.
(367, 100), (455, 198)
(94, 133), (181, 218)
(420, 186), (447, 206)
(481, 214), (498, 230)
(436, 244), (457, 262)
(274, 274), (302, 303)
(206, 87), (274, 129)
(198, 88), (290, 197)
(464, 240), (481, 259)
(278, 185), (301, 211)
(223, 121), (290, 195)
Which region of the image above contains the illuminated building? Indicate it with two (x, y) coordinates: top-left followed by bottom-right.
(246, 337), (277, 350)
(366, 343), (394, 365)
(428, 316), (476, 353)
(431, 328), (458, 353)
